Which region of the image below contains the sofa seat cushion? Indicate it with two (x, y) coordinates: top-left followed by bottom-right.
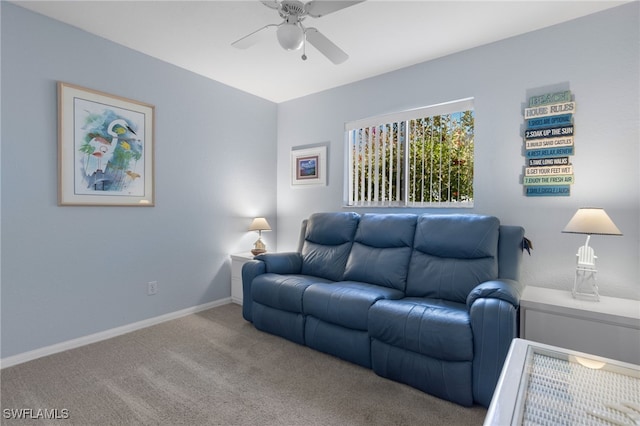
(252, 273), (332, 313)
(368, 297), (473, 362)
(303, 281), (404, 331)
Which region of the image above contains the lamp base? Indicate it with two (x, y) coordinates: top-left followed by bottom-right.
(251, 237), (267, 256)
(572, 266), (599, 302)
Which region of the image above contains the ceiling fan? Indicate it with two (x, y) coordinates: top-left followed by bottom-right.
(232, 0), (365, 64)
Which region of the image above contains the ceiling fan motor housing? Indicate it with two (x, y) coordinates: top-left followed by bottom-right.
(279, 1), (306, 18)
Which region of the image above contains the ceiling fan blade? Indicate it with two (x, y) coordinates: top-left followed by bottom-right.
(305, 27), (348, 64)
(260, 1), (280, 10)
(231, 24), (278, 49)
(305, 1), (365, 18)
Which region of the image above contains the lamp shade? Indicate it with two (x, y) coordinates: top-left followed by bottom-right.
(248, 217), (271, 232)
(277, 23), (304, 50)
(562, 208), (622, 236)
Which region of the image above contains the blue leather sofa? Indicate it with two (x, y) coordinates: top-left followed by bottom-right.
(242, 212), (525, 407)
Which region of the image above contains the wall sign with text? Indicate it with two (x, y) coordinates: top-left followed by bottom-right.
(522, 90), (575, 197)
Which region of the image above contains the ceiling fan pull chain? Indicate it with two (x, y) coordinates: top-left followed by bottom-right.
(301, 27), (308, 60)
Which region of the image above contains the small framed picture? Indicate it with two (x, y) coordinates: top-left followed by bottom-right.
(291, 145), (326, 186)
(58, 82), (154, 206)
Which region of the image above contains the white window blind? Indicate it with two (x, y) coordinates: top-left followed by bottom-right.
(346, 98), (474, 207)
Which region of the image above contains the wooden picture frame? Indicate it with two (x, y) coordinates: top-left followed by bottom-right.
(58, 82), (154, 206)
(291, 145), (326, 186)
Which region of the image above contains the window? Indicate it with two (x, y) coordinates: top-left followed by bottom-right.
(346, 98), (474, 207)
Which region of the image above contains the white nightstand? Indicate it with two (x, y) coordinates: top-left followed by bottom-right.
(230, 253), (254, 305)
(520, 286), (640, 365)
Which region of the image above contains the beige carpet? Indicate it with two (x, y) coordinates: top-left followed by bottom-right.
(1, 304), (487, 425)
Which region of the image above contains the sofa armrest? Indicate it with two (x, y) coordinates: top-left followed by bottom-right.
(467, 279), (524, 406)
(241, 260), (266, 322)
(466, 279), (524, 309)
(468, 297), (519, 407)
(255, 252), (303, 274)
(241, 253), (303, 322)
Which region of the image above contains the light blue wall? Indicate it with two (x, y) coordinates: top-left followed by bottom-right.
(1, 2), (638, 361)
(0, 3), (277, 358)
(276, 3), (640, 300)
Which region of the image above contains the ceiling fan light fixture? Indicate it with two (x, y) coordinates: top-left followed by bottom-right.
(277, 23), (304, 50)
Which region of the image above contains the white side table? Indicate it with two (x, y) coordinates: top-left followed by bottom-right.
(520, 286), (640, 365)
(230, 253), (254, 305)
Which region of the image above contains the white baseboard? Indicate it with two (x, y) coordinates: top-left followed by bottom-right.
(0, 298), (232, 369)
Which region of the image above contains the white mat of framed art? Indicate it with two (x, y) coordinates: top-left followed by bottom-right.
(291, 145), (326, 186)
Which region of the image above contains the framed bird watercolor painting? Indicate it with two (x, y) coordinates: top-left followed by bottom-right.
(58, 82), (154, 206)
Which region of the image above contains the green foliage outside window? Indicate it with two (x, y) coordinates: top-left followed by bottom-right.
(349, 109), (474, 206)
(408, 111), (474, 203)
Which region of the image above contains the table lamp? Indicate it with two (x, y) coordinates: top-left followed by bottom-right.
(249, 217), (271, 255)
(562, 208), (622, 301)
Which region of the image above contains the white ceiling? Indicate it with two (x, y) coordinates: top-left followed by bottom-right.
(13, 0), (629, 103)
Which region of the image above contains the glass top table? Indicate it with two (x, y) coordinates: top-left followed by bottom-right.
(485, 338), (640, 425)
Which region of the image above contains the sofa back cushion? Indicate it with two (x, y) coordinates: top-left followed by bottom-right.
(301, 212), (360, 282)
(343, 214), (417, 291)
(406, 214), (499, 303)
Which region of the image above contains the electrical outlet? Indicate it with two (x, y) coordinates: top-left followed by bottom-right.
(147, 281), (158, 296)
